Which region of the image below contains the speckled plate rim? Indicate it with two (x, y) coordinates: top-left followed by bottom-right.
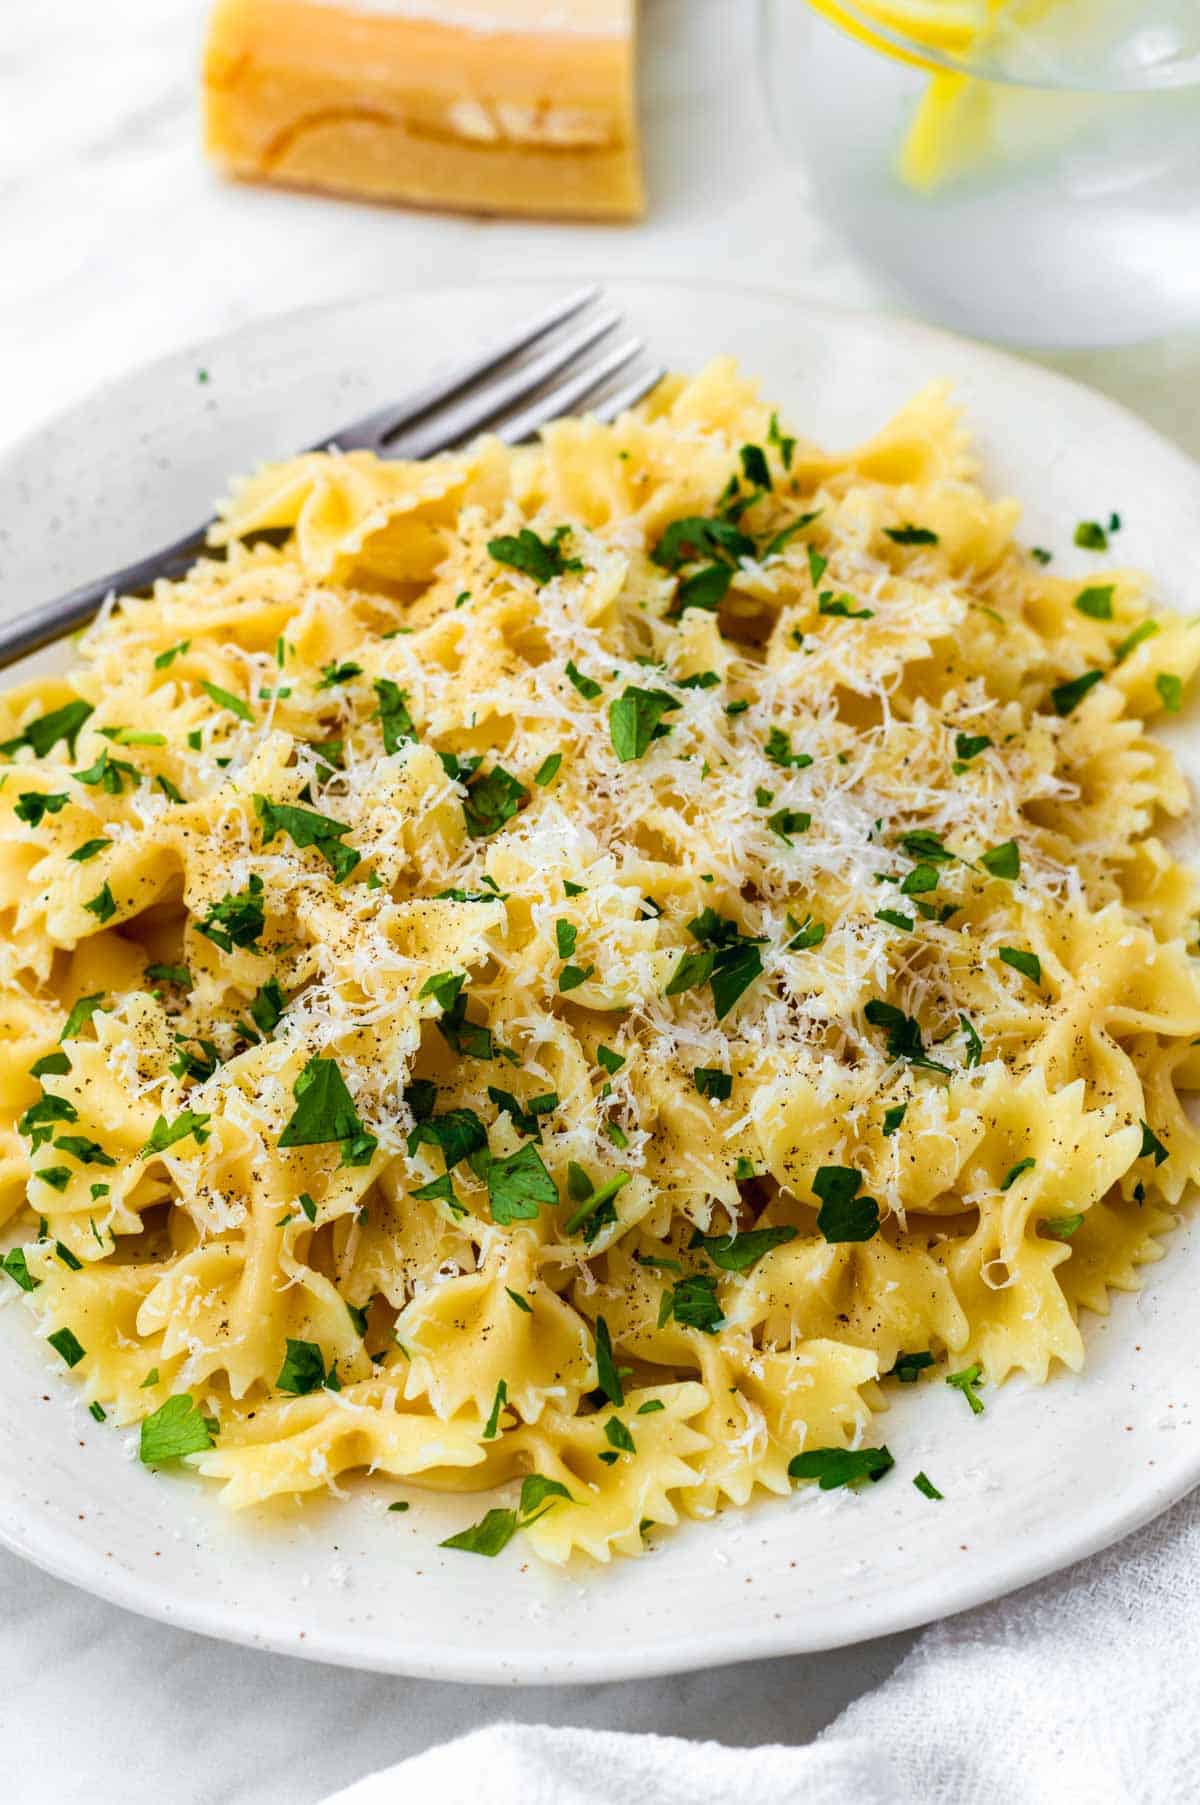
(0, 278), (1198, 1684)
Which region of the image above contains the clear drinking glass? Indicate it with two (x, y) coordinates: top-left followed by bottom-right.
(759, 0), (1200, 346)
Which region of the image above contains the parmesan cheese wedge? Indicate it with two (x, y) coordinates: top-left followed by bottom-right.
(203, 0), (644, 220)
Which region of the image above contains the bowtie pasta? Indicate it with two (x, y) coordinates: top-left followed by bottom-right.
(2, 361), (1198, 1563)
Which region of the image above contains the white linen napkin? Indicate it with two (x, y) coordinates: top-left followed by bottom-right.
(320, 1490), (1200, 1805)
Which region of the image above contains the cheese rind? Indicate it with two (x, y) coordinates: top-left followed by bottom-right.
(203, 0), (643, 220)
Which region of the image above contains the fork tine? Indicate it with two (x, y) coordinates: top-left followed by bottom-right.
(492, 340), (649, 446)
(589, 364), (668, 425)
(326, 285), (601, 453)
(386, 307), (625, 461)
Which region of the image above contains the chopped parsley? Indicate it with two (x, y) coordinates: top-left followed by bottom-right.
(483, 1379), (508, 1440)
(954, 731), (992, 765)
(768, 808), (811, 846)
(278, 1058), (376, 1165)
(882, 1103), (908, 1137)
(739, 443), (772, 491)
(788, 1445), (894, 1489)
(913, 1471), (943, 1500)
(154, 639), (191, 669)
(1156, 672), (1183, 713)
(275, 1338), (328, 1395)
(440, 1474), (572, 1557)
(813, 1166), (880, 1243)
(485, 1142), (558, 1225)
(14, 790), (69, 827)
(960, 1015), (984, 1067)
(1074, 584), (1114, 620)
(603, 1415), (636, 1455)
(374, 678), (418, 752)
(999, 946), (1041, 985)
(60, 993), (106, 1042)
(47, 1327), (86, 1368)
(565, 660), (602, 700)
(693, 1066), (732, 1101)
(657, 1273), (724, 1335)
(201, 679), (254, 723)
(1073, 519), (1109, 550)
(140, 1110), (212, 1157)
(68, 838), (111, 863)
(980, 839), (1020, 880)
(73, 747), (139, 795)
(609, 687), (680, 762)
(83, 884), (117, 923)
(317, 659), (362, 690)
(487, 526), (581, 585)
(665, 910), (765, 1021)
(1114, 619), (1158, 664)
(139, 1394), (216, 1462)
(946, 1363), (985, 1414)
(196, 875), (265, 952)
(1051, 670), (1103, 715)
(1, 1249), (38, 1293)
(563, 1173), (631, 1240)
(864, 999), (949, 1074)
(1001, 1157), (1035, 1190)
(888, 1350), (934, 1384)
(1042, 1213), (1084, 1239)
(1139, 1121), (1168, 1166)
(534, 752), (562, 786)
(0, 699), (93, 760)
(884, 523), (939, 546)
(693, 1225), (796, 1272)
(594, 1315), (624, 1406)
(255, 795), (359, 882)
(462, 766), (528, 839)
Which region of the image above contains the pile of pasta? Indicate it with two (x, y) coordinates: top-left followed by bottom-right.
(2, 361), (1199, 1564)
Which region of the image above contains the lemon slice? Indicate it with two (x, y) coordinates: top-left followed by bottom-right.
(808, 0), (1073, 189)
(805, 0), (988, 68)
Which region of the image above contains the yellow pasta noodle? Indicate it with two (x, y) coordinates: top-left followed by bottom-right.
(2, 361), (1198, 1563)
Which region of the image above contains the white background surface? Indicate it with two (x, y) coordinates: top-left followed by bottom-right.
(2, 4), (1200, 1801)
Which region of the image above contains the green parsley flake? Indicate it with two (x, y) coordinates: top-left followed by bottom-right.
(276, 1338), (328, 1395)
(278, 1057), (376, 1164)
(813, 1166), (880, 1243)
(980, 839), (1020, 880)
(197, 875), (265, 952)
(0, 699), (93, 760)
(1051, 670), (1103, 716)
(201, 680), (254, 723)
(946, 1363), (985, 1414)
(999, 946), (1041, 985)
(255, 795), (359, 883)
(60, 993), (106, 1042)
(788, 1445), (894, 1489)
(463, 766), (528, 839)
(140, 1110), (212, 1157)
(693, 1225), (796, 1272)
(609, 687), (681, 762)
(488, 526), (582, 585)
(139, 1394), (216, 1462)
(485, 1142), (558, 1225)
(48, 1327), (86, 1368)
(1074, 584), (1114, 620)
(1074, 519), (1109, 550)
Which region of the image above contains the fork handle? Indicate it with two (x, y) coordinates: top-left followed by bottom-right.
(0, 522), (213, 672)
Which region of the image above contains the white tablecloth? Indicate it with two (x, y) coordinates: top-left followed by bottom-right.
(2, 5), (1199, 1801)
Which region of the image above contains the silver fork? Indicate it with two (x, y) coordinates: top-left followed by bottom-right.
(0, 288), (663, 671)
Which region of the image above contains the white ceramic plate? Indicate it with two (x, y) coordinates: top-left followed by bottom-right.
(2, 281), (1199, 1684)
